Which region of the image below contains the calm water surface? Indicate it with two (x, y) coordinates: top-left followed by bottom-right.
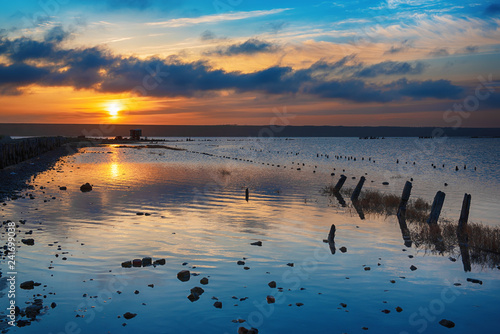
(1, 137), (499, 334)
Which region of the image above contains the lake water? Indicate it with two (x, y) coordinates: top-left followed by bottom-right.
(1, 137), (499, 334)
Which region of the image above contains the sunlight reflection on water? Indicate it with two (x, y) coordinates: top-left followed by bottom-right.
(0, 137), (499, 334)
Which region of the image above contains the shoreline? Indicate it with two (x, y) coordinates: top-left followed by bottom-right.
(0, 142), (86, 201)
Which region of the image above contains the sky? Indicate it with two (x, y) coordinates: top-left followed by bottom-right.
(0, 0), (499, 126)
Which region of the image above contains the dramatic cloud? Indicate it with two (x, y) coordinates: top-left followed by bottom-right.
(354, 61), (426, 78)
(44, 25), (71, 43)
(206, 39), (280, 56)
(0, 35), (465, 103)
(456, 45), (479, 54)
(428, 48), (449, 57)
(200, 30), (217, 41)
(484, 4), (500, 16)
(146, 8), (292, 27)
(384, 40), (412, 54)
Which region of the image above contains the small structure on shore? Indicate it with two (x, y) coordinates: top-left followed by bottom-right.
(130, 129), (142, 141)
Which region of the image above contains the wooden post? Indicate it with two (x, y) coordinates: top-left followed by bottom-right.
(334, 191), (346, 207)
(328, 224), (336, 242)
(350, 176), (365, 201)
(245, 188), (249, 202)
(427, 191), (446, 224)
(327, 224), (336, 254)
(397, 214), (412, 247)
(457, 193), (471, 243)
(397, 181), (412, 217)
(352, 200), (365, 220)
(334, 175), (347, 192)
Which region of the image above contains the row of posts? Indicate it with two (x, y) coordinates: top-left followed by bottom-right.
(0, 137), (68, 169)
(330, 175), (472, 271)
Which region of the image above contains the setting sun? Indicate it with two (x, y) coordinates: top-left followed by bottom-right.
(106, 101), (122, 117)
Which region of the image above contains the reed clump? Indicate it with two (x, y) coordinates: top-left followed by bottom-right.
(321, 183), (500, 267)
(218, 168), (231, 176)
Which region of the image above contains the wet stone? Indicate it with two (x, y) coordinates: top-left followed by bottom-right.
(80, 183), (93, 192)
(250, 241), (262, 246)
(153, 258), (166, 265)
(123, 312), (136, 320)
(466, 278), (483, 285)
(21, 238), (35, 246)
(213, 301), (222, 309)
(121, 261), (132, 268)
(268, 281), (277, 288)
(439, 319), (455, 328)
(177, 270), (190, 282)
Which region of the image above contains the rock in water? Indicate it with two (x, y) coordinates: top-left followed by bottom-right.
(121, 261), (132, 268)
(268, 281), (277, 288)
(123, 312), (137, 320)
(339, 246), (347, 253)
(250, 241), (262, 246)
(238, 327), (259, 334)
(80, 183), (93, 192)
(213, 301), (222, 309)
(200, 277), (209, 285)
(191, 287), (204, 297)
(21, 238), (35, 246)
(153, 258), (166, 265)
(439, 319), (455, 328)
(177, 270), (190, 282)
(132, 259), (142, 267)
(410, 265), (417, 271)
(20, 281), (35, 290)
(142, 257), (152, 266)
(466, 278), (483, 285)
(266, 296), (275, 304)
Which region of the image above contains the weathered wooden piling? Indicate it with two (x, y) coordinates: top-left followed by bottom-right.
(427, 191), (446, 225)
(327, 224), (336, 254)
(352, 200), (365, 220)
(334, 175), (347, 192)
(328, 224), (336, 242)
(245, 188), (249, 202)
(350, 176), (365, 201)
(0, 137), (68, 169)
(397, 214), (412, 247)
(334, 191), (346, 207)
(457, 193), (471, 243)
(397, 181), (413, 217)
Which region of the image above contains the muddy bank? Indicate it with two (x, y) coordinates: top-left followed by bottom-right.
(0, 142), (88, 201)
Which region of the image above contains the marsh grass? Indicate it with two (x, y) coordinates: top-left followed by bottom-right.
(218, 168), (231, 176)
(321, 184), (500, 267)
